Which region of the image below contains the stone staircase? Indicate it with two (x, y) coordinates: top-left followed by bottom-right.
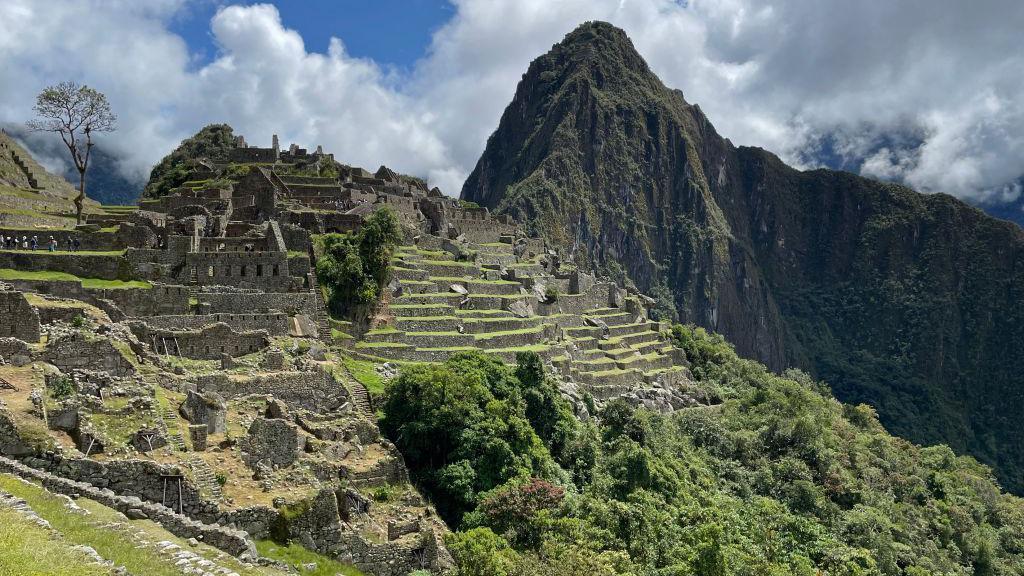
(10, 150), (40, 189)
(348, 380), (373, 415)
(306, 250), (333, 342)
(157, 403), (187, 452)
(185, 456), (222, 500)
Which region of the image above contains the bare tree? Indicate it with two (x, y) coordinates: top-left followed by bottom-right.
(27, 81), (116, 225)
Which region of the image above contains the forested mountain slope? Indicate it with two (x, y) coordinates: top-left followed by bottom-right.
(461, 21), (1024, 492)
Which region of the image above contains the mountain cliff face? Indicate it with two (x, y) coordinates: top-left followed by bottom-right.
(461, 21), (1024, 492)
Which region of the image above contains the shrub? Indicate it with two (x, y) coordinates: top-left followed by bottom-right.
(47, 375), (75, 399)
(316, 207), (401, 324)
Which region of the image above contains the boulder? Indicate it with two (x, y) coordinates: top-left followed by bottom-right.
(179, 390), (227, 434)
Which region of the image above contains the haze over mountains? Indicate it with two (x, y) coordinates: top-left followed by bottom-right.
(461, 22), (1024, 492)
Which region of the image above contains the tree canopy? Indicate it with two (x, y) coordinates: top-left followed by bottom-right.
(381, 329), (1024, 576)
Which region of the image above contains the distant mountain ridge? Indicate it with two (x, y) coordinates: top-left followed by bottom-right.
(461, 21), (1024, 492)
(2, 124), (141, 206)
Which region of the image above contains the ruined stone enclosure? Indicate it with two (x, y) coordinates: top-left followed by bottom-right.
(0, 132), (708, 576)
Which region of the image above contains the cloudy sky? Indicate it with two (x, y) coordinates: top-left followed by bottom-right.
(1, 0), (1022, 207)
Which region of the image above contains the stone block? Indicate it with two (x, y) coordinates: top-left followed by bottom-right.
(188, 424), (208, 451)
(179, 390), (227, 434)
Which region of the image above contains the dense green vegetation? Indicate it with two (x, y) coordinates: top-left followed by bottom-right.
(460, 20), (1024, 493)
(381, 330), (1024, 575)
(315, 207), (401, 324)
(143, 124), (237, 198)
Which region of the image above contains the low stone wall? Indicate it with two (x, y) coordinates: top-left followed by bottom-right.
(198, 290), (316, 317)
(0, 289), (41, 342)
(35, 305), (84, 325)
(129, 322), (269, 359)
(42, 332), (135, 377)
(0, 455), (256, 558)
(5, 279), (190, 318)
(539, 281), (617, 316)
(194, 367), (349, 411)
(0, 251), (131, 281)
(141, 313), (290, 336)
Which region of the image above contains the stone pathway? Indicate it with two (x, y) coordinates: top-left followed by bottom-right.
(158, 402), (188, 452)
(185, 456), (222, 500)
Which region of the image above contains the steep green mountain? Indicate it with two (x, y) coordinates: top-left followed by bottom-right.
(461, 22), (1024, 493)
(143, 123), (238, 198)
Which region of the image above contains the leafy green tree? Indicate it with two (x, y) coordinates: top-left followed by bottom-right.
(380, 352), (556, 525)
(446, 527), (519, 576)
(315, 207), (401, 323)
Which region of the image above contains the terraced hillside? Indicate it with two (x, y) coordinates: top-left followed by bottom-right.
(351, 235), (695, 408)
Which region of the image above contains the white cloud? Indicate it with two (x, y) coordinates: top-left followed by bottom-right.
(1, 0), (1022, 204)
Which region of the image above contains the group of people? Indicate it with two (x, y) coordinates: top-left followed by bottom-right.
(3, 234), (80, 252)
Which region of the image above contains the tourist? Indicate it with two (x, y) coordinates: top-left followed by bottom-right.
(48, 236), (57, 252)
(72, 238), (80, 252)
(21, 236), (27, 249)
(30, 236), (37, 250)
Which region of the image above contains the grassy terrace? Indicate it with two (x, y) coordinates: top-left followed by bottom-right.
(0, 506), (109, 576)
(0, 248), (125, 256)
(429, 276), (519, 285)
(0, 474), (288, 576)
(0, 268), (151, 289)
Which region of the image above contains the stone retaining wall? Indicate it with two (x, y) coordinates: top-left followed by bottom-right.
(42, 333), (135, 377)
(140, 313), (290, 336)
(194, 367), (349, 411)
(0, 289), (41, 342)
(0, 251), (131, 280)
(0, 455), (256, 558)
(198, 291), (316, 317)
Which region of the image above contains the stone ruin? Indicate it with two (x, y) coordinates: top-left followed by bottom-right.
(0, 132), (710, 576)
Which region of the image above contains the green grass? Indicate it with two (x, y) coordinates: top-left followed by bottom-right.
(342, 356), (386, 396)
(0, 474), (282, 576)
(331, 328), (354, 341)
(256, 540), (366, 576)
(0, 269), (151, 289)
(0, 249), (125, 256)
(0, 506), (109, 576)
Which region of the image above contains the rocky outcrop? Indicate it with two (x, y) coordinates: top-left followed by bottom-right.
(178, 390), (226, 434)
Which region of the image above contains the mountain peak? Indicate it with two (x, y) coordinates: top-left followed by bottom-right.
(543, 20), (653, 80)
